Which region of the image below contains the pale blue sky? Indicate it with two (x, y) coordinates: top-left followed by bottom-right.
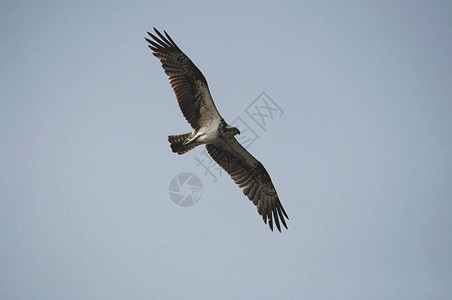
(1, 1), (452, 299)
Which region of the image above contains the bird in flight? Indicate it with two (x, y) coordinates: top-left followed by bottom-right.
(145, 28), (289, 231)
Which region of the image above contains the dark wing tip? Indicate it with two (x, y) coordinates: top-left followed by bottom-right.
(277, 206), (288, 230)
(164, 30), (179, 49)
(145, 28), (179, 50)
(263, 200), (288, 232)
(145, 28), (174, 50)
(205, 143), (289, 233)
(273, 205), (282, 232)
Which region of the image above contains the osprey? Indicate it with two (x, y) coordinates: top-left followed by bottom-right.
(145, 28), (289, 231)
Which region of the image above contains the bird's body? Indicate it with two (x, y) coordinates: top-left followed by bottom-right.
(168, 117), (235, 154)
(146, 28), (289, 231)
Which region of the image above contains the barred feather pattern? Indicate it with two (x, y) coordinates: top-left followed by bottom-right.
(168, 133), (197, 155)
(206, 139), (289, 232)
(145, 28), (220, 129)
(146, 28), (289, 232)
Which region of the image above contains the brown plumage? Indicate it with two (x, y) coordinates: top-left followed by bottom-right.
(207, 140), (288, 232)
(145, 28), (218, 130)
(146, 28), (289, 231)
(168, 132), (196, 155)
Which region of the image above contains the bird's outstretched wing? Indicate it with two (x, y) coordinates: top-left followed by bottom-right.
(145, 28), (221, 129)
(206, 139), (289, 232)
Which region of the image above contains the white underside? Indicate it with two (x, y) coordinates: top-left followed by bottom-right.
(191, 118), (222, 145)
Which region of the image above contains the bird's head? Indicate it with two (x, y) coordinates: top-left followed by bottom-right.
(223, 125), (240, 138)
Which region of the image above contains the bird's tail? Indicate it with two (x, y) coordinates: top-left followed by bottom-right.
(168, 132), (198, 155)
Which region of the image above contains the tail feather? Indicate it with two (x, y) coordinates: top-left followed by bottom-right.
(168, 132), (197, 155)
